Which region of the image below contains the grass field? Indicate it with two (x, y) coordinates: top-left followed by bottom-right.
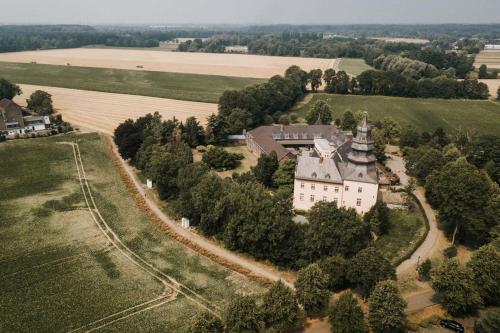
(0, 61), (264, 103)
(0, 134), (263, 332)
(375, 208), (425, 265)
(296, 94), (500, 135)
(338, 58), (373, 76)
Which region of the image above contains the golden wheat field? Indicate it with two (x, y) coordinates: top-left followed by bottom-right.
(15, 84), (217, 134)
(475, 50), (500, 69)
(479, 79), (500, 99)
(0, 48), (335, 78)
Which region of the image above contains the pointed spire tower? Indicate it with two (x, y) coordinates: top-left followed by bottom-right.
(343, 112), (378, 183)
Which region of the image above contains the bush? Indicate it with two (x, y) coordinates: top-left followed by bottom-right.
(443, 246), (458, 258)
(289, 112), (298, 123)
(202, 146), (243, 171)
(278, 114), (290, 125)
(418, 259), (432, 281)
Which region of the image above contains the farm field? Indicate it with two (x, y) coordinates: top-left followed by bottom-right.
(0, 134), (263, 332)
(338, 58), (373, 76)
(296, 94), (500, 135)
(14, 84), (218, 135)
(474, 50), (500, 69)
(479, 79), (500, 99)
(369, 37), (430, 44)
(0, 48), (335, 78)
(0, 61), (263, 103)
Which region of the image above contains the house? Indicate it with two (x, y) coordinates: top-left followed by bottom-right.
(292, 115), (379, 215)
(0, 99), (51, 136)
(224, 46), (249, 54)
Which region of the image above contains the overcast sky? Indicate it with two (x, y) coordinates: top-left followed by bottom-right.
(2, 0), (500, 25)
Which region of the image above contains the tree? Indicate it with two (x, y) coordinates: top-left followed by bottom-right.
(341, 110), (357, 132)
(225, 295), (261, 333)
(467, 135), (500, 184)
(323, 68), (336, 93)
(272, 159), (297, 193)
(305, 100), (333, 125)
(424, 158), (498, 247)
(304, 202), (371, 260)
(371, 128), (387, 162)
(26, 90), (53, 115)
(347, 247), (396, 298)
(381, 117), (400, 143)
(188, 311), (224, 333)
(226, 108), (253, 134)
(331, 71), (351, 94)
(399, 125), (421, 148)
(474, 308), (500, 333)
(202, 146), (243, 171)
(181, 116), (205, 147)
(261, 281), (301, 332)
(319, 255), (348, 291)
(252, 151), (279, 187)
(478, 64), (488, 79)
(368, 280), (407, 333)
(404, 146), (445, 184)
(308, 69), (323, 92)
(328, 292), (368, 333)
(431, 260), (482, 316)
(0, 78), (21, 100)
(364, 202), (391, 236)
(467, 243), (500, 305)
(114, 119), (142, 160)
(295, 263), (330, 315)
(417, 259), (432, 281)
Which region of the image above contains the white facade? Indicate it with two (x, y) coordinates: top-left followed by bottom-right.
(293, 178), (378, 215)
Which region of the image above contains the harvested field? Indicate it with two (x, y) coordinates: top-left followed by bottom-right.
(479, 79), (500, 99)
(0, 48), (335, 78)
(474, 50), (500, 69)
(14, 84), (217, 135)
(369, 37), (430, 44)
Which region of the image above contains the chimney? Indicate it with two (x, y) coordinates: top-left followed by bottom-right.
(280, 124), (284, 132)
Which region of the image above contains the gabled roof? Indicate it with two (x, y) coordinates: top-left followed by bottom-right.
(296, 155), (343, 184)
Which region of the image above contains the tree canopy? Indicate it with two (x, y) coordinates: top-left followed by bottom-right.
(295, 263), (330, 315)
(188, 311), (224, 333)
(0, 78), (21, 100)
(261, 281), (301, 332)
(306, 100), (333, 125)
(368, 280), (407, 333)
(26, 90), (53, 116)
(328, 292), (368, 333)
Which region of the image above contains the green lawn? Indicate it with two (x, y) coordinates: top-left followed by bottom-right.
(0, 61), (264, 103)
(296, 94), (500, 135)
(0, 134), (263, 332)
(338, 58), (373, 76)
(374, 208), (425, 265)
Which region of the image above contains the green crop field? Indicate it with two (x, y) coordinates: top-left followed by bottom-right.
(296, 94), (500, 135)
(0, 62), (264, 103)
(0, 134), (263, 333)
(338, 58), (373, 76)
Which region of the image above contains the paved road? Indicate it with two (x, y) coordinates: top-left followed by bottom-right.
(110, 139), (294, 288)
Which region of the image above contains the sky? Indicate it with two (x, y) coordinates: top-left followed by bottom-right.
(2, 0), (500, 25)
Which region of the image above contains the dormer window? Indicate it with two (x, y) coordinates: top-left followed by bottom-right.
(325, 174), (331, 179)
(311, 172), (317, 178)
(358, 172), (363, 178)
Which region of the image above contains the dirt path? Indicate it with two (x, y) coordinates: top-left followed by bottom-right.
(108, 138), (294, 288)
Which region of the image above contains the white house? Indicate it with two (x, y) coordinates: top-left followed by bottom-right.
(293, 115), (379, 215)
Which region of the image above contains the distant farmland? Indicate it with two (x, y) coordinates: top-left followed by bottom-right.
(296, 94), (500, 135)
(338, 58), (373, 76)
(0, 61), (263, 103)
(0, 134), (263, 332)
(0, 48), (335, 78)
(475, 50), (500, 69)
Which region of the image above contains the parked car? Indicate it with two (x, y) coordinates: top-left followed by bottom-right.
(440, 319), (465, 332)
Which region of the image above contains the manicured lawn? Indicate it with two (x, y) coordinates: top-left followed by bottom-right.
(0, 61), (264, 103)
(374, 207), (425, 265)
(339, 58), (373, 76)
(296, 94), (500, 135)
(0, 134), (263, 332)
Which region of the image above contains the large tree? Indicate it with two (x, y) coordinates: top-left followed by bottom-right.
(368, 280), (407, 333)
(305, 100), (333, 125)
(399, 125), (421, 148)
(341, 110), (357, 132)
(188, 311), (224, 333)
(319, 255), (348, 292)
(474, 308), (500, 333)
(432, 260), (482, 316)
(261, 281), (301, 332)
(347, 247), (396, 298)
(363, 202), (390, 236)
(0, 78), (21, 100)
(295, 263), (330, 315)
(252, 151), (279, 187)
(114, 119), (143, 160)
(467, 135), (500, 184)
(467, 243), (500, 306)
(308, 69), (323, 92)
(304, 201), (371, 261)
(272, 159), (297, 193)
(424, 158), (498, 246)
(328, 292), (368, 333)
(225, 295), (261, 333)
(181, 116), (205, 147)
(26, 90), (53, 116)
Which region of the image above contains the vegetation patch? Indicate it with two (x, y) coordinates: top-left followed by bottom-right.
(339, 58), (373, 76)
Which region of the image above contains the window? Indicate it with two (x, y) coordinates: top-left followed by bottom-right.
(334, 198), (338, 204)
(300, 182), (304, 189)
(299, 193), (304, 201)
(324, 185), (328, 191)
(311, 184), (316, 190)
(358, 187), (363, 193)
(345, 185), (349, 192)
(322, 196), (327, 202)
(335, 187), (339, 193)
(310, 195), (315, 202)
(356, 198), (362, 207)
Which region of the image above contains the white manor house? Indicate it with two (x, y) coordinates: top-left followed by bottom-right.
(246, 115), (379, 214)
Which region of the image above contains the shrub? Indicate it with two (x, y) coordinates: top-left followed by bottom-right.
(289, 112), (298, 123)
(202, 146), (243, 171)
(295, 263), (330, 315)
(443, 246), (458, 258)
(278, 114), (290, 125)
(418, 259), (432, 281)
(188, 311), (224, 333)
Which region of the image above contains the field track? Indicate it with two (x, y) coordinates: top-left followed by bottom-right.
(15, 84), (217, 135)
(0, 48), (335, 78)
(66, 142), (220, 332)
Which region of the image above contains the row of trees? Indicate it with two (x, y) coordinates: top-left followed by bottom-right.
(0, 79), (54, 115)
